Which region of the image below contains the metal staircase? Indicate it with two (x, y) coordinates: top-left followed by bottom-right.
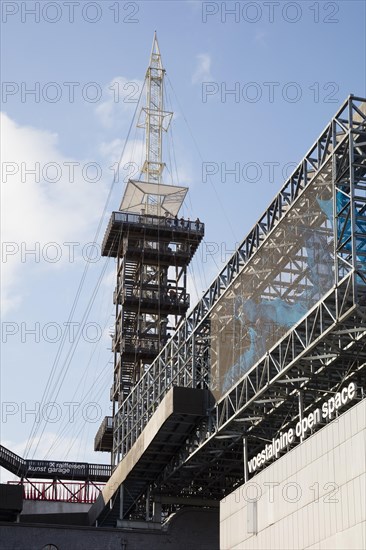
(0, 445), (26, 478)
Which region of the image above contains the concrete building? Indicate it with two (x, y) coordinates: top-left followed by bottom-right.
(221, 398), (366, 549)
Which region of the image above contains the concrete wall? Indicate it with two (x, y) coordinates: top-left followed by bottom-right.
(0, 507), (219, 550)
(220, 398), (366, 550)
(22, 501), (90, 514)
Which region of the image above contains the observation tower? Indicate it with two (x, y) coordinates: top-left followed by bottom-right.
(94, 34), (205, 471)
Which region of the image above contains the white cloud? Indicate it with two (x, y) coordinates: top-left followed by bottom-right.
(254, 30), (268, 47)
(0, 112), (107, 315)
(192, 53), (213, 84)
(99, 137), (145, 181)
(95, 76), (144, 129)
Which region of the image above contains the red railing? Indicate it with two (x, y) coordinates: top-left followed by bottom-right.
(8, 480), (105, 504)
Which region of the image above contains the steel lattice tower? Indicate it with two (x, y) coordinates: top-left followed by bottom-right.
(139, 33), (169, 185)
(94, 34), (204, 466)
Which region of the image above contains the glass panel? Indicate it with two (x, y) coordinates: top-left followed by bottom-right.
(211, 163), (334, 400)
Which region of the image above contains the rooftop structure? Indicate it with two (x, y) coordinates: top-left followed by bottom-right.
(92, 94), (366, 526)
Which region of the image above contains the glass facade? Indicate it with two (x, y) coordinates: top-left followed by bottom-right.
(211, 168), (335, 400)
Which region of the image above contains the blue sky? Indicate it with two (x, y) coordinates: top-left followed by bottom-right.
(1, 0), (365, 477)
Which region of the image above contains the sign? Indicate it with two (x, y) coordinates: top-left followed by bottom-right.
(26, 460), (88, 478)
(248, 381), (357, 474)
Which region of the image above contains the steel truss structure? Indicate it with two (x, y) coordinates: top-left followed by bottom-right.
(137, 32), (172, 184)
(94, 34), (205, 466)
(108, 96), (366, 519)
(8, 479), (105, 504)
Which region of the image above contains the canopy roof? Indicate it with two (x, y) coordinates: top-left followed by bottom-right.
(119, 179), (188, 216)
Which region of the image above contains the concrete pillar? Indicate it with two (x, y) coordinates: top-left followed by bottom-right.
(243, 436), (249, 483)
(153, 495), (162, 523)
(119, 485), (124, 520)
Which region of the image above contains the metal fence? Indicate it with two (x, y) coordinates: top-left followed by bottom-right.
(8, 480), (105, 504)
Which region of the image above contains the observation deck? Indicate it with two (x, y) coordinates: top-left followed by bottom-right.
(101, 212), (204, 259)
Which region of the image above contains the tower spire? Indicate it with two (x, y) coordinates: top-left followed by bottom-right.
(119, 33), (187, 217)
(139, 31), (172, 184)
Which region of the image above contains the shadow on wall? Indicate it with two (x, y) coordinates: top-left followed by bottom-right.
(0, 507), (219, 550)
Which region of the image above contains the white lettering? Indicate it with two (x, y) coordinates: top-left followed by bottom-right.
(248, 382), (357, 473)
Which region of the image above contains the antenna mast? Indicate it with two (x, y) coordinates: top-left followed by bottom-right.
(139, 31), (172, 184)
(120, 33), (186, 217)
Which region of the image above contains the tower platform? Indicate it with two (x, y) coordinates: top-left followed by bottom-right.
(101, 211), (204, 259)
